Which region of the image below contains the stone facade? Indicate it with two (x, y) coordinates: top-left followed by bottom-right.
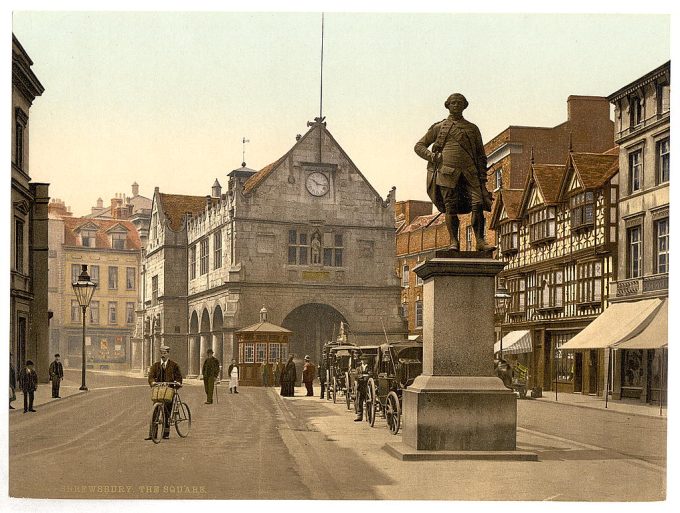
(607, 61), (670, 403)
(11, 34), (50, 381)
(142, 120), (407, 378)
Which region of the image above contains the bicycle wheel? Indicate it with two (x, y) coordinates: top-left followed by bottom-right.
(174, 401), (192, 438)
(149, 402), (165, 444)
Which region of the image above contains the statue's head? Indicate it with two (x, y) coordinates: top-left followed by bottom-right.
(444, 93), (469, 111)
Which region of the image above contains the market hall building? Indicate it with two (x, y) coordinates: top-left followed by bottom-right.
(139, 119), (406, 377)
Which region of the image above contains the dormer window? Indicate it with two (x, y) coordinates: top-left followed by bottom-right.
(499, 221), (519, 255)
(81, 229), (97, 247)
(569, 191), (595, 230)
(111, 232), (126, 250)
(528, 206), (556, 244)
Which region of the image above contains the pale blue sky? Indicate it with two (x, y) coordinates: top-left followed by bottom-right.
(11, 11), (670, 215)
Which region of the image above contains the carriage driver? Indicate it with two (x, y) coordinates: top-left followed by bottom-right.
(354, 354), (372, 422)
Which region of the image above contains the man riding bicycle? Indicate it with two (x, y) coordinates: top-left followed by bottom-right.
(145, 345), (183, 440)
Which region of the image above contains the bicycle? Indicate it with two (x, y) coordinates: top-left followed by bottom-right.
(149, 381), (192, 443)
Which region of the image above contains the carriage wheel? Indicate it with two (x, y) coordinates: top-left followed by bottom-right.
(353, 382), (360, 414)
(332, 377), (337, 403)
(345, 372), (352, 410)
(385, 391), (401, 435)
(367, 379), (377, 427)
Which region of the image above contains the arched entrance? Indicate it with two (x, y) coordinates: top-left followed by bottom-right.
(213, 306), (224, 379)
(188, 311), (199, 376)
(282, 303), (347, 371)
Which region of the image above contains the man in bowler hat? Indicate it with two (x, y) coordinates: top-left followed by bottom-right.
(202, 348), (220, 404)
(18, 360), (38, 413)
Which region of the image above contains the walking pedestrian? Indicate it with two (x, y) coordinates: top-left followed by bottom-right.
(9, 353), (16, 410)
(302, 355), (316, 397)
(354, 355), (371, 421)
(18, 360), (38, 413)
(261, 360), (272, 387)
(280, 354), (296, 397)
(202, 349), (220, 404)
(318, 353), (327, 399)
(227, 359), (239, 394)
(49, 353), (64, 398)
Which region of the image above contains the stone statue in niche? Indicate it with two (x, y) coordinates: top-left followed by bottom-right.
(311, 232), (321, 264)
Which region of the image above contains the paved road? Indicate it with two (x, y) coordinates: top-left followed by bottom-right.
(8, 372), (667, 500)
(9, 372), (309, 499)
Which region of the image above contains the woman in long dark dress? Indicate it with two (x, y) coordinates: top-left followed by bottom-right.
(281, 355), (297, 396)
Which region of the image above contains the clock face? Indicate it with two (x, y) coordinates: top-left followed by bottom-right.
(306, 172), (329, 197)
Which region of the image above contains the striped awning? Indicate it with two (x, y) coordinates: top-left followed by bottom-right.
(494, 330), (532, 355)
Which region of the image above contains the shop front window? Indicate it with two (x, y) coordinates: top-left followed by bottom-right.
(553, 333), (576, 383)
(622, 350), (644, 388)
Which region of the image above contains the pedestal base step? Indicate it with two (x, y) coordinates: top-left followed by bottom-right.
(383, 442), (538, 461)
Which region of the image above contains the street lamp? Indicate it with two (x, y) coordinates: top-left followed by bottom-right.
(494, 280), (511, 359)
(72, 264), (97, 391)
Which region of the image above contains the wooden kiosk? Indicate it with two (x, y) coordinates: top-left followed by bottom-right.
(235, 307), (291, 386)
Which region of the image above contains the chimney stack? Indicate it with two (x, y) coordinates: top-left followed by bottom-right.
(131, 182), (139, 197)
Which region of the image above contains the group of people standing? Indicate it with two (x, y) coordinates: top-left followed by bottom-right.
(9, 353), (64, 413)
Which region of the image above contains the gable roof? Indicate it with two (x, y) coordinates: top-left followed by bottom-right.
(157, 193), (211, 231)
(62, 217), (141, 250)
(242, 122), (384, 201)
(399, 213), (445, 233)
(490, 189), (523, 228)
(558, 150), (619, 200)
(518, 163), (565, 217)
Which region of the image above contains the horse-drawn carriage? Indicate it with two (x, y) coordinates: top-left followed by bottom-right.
(365, 341), (423, 434)
(323, 342), (357, 403)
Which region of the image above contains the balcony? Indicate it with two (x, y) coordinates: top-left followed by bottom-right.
(616, 274), (668, 298)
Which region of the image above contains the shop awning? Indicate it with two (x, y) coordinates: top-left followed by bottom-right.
(560, 298), (663, 350)
(494, 330), (531, 355)
(615, 299), (668, 349)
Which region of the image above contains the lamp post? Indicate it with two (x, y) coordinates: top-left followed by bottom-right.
(72, 264), (97, 391)
(494, 281), (511, 359)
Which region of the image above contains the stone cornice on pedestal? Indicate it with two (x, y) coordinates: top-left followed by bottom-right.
(414, 257), (506, 280)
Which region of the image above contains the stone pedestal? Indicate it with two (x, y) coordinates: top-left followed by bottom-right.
(386, 255), (536, 461)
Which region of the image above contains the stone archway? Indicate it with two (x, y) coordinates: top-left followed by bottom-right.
(198, 308), (211, 377)
(188, 311), (199, 376)
(282, 303), (347, 379)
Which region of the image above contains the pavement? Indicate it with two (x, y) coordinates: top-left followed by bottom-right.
(7, 372), (668, 502)
(533, 390), (667, 418)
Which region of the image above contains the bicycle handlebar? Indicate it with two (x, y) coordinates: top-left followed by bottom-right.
(151, 381), (183, 388)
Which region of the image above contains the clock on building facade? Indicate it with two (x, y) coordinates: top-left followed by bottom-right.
(305, 171), (329, 196)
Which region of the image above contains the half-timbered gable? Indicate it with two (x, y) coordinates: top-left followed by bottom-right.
(493, 150), (619, 396)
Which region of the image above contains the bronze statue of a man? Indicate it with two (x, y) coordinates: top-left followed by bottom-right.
(414, 93), (496, 251)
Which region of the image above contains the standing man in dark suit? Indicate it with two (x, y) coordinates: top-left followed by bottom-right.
(202, 348), (220, 404)
(145, 345), (183, 440)
(18, 360), (38, 413)
(49, 354), (64, 398)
